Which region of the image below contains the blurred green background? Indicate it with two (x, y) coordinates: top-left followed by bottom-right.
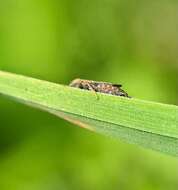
(0, 0), (178, 190)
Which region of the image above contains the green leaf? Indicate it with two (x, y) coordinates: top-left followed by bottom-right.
(0, 70), (177, 156)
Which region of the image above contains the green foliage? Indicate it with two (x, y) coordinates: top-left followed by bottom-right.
(0, 0), (178, 189)
(0, 71), (177, 156)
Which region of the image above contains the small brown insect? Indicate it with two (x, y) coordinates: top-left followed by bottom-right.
(69, 79), (130, 98)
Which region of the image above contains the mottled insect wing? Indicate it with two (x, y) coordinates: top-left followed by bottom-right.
(93, 82), (122, 87)
(69, 78), (130, 98)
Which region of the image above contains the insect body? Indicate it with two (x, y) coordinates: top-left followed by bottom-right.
(69, 79), (130, 98)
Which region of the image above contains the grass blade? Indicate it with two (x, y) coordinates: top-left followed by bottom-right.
(0, 70), (177, 156)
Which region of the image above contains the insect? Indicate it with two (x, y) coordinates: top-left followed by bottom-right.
(69, 79), (130, 98)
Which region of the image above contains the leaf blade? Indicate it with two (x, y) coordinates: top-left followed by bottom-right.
(0, 70), (177, 156)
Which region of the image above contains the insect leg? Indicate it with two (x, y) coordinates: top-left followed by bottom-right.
(86, 84), (99, 100)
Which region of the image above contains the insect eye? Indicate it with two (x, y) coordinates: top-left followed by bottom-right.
(78, 84), (86, 89)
